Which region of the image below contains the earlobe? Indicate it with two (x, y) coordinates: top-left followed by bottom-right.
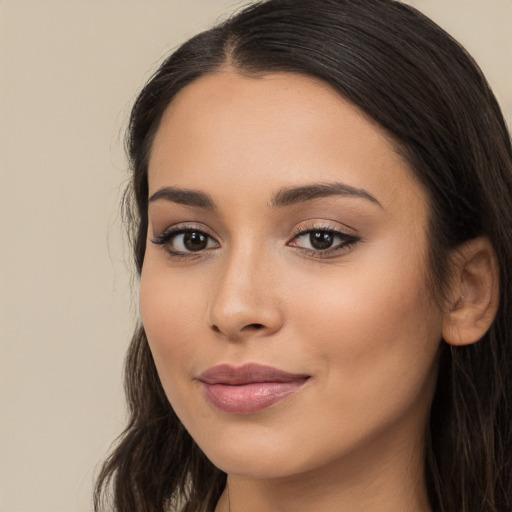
(442, 237), (499, 346)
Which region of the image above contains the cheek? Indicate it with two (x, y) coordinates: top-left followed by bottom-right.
(139, 260), (203, 386)
(288, 245), (443, 405)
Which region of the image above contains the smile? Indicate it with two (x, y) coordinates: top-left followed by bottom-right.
(198, 364), (310, 414)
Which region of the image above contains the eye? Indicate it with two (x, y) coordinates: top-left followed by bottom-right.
(288, 226), (360, 256)
(152, 226), (219, 256)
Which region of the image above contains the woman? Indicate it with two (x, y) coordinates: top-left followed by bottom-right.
(95, 0), (512, 511)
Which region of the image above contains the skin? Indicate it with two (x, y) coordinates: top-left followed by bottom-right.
(140, 70), (446, 512)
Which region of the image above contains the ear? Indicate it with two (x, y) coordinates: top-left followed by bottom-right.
(442, 237), (499, 346)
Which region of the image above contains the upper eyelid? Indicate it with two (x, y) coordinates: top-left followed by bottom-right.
(152, 222), (218, 239)
(288, 221), (361, 244)
(290, 220), (357, 238)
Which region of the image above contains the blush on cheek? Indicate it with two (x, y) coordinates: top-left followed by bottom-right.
(291, 260), (441, 375)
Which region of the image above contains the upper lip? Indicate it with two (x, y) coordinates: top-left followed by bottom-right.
(198, 363), (310, 385)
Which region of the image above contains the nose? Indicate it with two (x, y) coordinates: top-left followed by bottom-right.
(208, 246), (284, 341)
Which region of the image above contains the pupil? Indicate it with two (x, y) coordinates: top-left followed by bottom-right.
(310, 231), (333, 250)
(184, 232), (207, 251)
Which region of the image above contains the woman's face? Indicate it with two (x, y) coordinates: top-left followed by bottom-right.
(141, 71), (445, 480)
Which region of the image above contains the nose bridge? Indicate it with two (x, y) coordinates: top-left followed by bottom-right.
(209, 237), (283, 340)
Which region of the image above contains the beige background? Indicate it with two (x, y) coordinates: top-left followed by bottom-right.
(0, 1), (510, 511)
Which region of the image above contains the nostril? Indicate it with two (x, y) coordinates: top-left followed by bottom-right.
(210, 322), (265, 336)
(243, 323), (265, 331)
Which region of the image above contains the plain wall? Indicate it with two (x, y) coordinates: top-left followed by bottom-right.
(0, 1), (510, 511)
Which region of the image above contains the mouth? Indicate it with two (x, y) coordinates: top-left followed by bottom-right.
(198, 363), (310, 414)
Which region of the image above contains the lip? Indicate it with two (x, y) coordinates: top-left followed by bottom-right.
(198, 363), (310, 414)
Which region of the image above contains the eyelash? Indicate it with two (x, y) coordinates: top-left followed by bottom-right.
(152, 225), (219, 259)
(288, 223), (360, 258)
(151, 223), (360, 260)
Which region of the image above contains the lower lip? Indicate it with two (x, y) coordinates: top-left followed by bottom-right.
(201, 380), (308, 414)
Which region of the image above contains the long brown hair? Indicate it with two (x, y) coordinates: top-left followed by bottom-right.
(95, 1), (512, 511)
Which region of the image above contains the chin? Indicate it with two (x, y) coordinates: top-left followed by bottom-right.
(184, 421), (299, 477)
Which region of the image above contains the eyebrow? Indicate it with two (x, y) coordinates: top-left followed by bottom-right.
(271, 182), (383, 208)
(148, 181), (382, 210)
(149, 187), (215, 209)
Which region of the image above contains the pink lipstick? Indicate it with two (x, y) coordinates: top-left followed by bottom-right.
(198, 363), (309, 414)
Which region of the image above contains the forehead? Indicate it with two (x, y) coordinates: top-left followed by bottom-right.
(148, 70), (425, 213)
